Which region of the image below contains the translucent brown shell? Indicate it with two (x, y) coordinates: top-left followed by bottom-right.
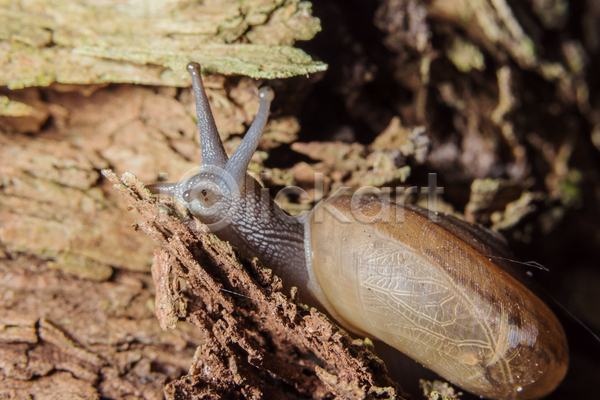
(308, 196), (568, 400)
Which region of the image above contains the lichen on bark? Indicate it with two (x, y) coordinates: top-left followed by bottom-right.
(0, 0), (326, 89)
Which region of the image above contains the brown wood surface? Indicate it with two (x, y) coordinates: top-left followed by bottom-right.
(2, 1), (600, 399)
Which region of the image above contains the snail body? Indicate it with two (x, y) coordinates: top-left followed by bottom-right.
(154, 63), (568, 400)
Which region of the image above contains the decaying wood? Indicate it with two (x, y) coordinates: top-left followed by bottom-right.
(0, 254), (202, 399)
(2, 0), (600, 398)
(103, 170), (405, 400)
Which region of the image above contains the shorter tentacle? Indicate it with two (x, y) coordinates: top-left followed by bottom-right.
(146, 182), (176, 196)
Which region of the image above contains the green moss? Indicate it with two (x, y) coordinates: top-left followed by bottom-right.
(446, 37), (485, 73)
(0, 95), (32, 116)
(559, 169), (582, 206)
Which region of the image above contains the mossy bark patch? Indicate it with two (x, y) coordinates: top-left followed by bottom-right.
(0, 0), (326, 89)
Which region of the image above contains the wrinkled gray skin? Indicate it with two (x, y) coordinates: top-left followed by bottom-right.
(153, 63), (313, 304)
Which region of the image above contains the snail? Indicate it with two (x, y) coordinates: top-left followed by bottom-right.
(151, 62), (568, 400)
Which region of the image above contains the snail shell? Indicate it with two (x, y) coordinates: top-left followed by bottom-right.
(305, 195), (568, 400)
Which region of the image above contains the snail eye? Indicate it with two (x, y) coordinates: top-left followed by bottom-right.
(202, 189), (207, 196)
(182, 190), (191, 202)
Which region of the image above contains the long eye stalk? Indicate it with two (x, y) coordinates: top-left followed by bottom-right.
(187, 62), (228, 167)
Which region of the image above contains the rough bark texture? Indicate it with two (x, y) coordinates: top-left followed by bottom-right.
(0, 256), (202, 399)
(2, 0), (600, 399)
(0, 0), (325, 88)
